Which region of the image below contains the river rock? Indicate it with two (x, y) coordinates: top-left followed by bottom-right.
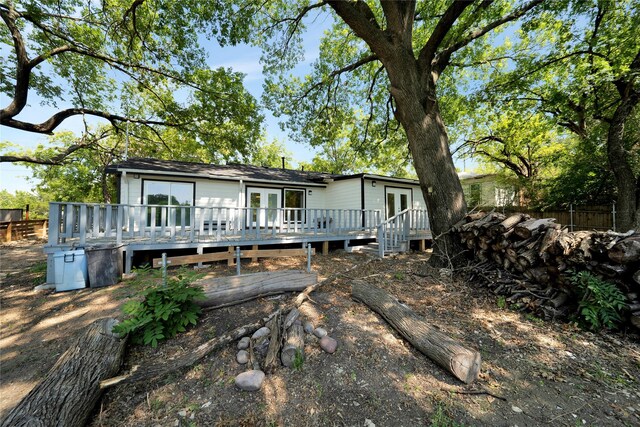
(251, 327), (271, 339)
(235, 370), (265, 391)
(237, 337), (250, 350)
(313, 327), (328, 338)
(320, 336), (338, 353)
(236, 350), (249, 364)
(303, 321), (314, 334)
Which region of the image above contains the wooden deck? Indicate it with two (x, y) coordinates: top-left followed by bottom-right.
(44, 202), (431, 276)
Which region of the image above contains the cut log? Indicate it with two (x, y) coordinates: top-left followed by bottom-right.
(352, 282), (481, 384)
(281, 324), (305, 368)
(197, 270), (317, 309)
(262, 313), (282, 373)
(489, 213), (528, 237)
(608, 237), (640, 264)
(517, 248), (539, 269)
(1, 318), (126, 427)
(513, 218), (557, 239)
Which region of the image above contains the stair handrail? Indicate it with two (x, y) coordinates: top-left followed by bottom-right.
(376, 208), (411, 257)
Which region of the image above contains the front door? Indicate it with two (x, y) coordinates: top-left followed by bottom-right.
(247, 187), (280, 227)
(386, 188), (411, 219)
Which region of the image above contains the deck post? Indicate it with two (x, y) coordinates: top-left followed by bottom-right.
(79, 204), (87, 245)
(197, 246), (204, 268)
(251, 245), (258, 263)
(227, 246), (234, 266)
(419, 239), (426, 252)
(235, 246), (241, 276)
(307, 243), (312, 272)
(125, 248), (133, 274)
(322, 241), (329, 255)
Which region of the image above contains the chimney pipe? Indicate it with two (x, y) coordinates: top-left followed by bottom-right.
(281, 156), (285, 170)
(301, 166), (304, 172)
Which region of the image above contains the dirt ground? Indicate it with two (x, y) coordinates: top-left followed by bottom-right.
(1, 242), (640, 426)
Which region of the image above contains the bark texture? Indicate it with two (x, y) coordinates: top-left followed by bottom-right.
(1, 318), (127, 427)
(352, 282), (481, 384)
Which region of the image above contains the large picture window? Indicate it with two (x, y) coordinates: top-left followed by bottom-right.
(144, 181), (194, 226)
(284, 189), (305, 222)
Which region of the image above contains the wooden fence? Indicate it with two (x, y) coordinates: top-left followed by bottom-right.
(0, 219), (48, 242)
(485, 205), (615, 231)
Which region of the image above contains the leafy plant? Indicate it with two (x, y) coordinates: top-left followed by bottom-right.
(496, 296), (507, 309)
(112, 268), (205, 347)
(569, 271), (627, 331)
(430, 403), (464, 427)
(292, 349), (304, 371)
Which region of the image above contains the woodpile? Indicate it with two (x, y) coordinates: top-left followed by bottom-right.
(453, 212), (640, 327)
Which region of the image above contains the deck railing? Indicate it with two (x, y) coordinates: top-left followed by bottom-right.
(47, 202), (383, 246)
(376, 209), (430, 257)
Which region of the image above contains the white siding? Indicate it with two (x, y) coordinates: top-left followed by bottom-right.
(196, 180), (239, 208)
(325, 179), (362, 210)
(304, 187), (326, 210)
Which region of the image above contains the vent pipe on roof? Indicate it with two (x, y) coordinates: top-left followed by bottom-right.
(281, 156), (285, 170)
(301, 166), (304, 171)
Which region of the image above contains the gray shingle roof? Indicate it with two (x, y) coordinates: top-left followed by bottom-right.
(106, 158), (342, 184)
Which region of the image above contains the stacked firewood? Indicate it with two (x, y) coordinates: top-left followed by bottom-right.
(453, 212), (640, 328)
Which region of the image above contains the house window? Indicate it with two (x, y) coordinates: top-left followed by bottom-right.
(284, 189), (305, 222)
(468, 183), (482, 207)
(144, 180), (194, 226)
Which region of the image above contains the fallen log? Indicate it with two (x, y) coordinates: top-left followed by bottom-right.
(281, 324), (305, 368)
(198, 270), (317, 309)
(100, 257), (377, 389)
(2, 318), (126, 427)
(489, 213), (528, 237)
(352, 282), (481, 384)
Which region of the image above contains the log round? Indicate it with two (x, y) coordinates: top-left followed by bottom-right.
(281, 324), (305, 368)
(352, 282), (481, 384)
(1, 318), (127, 427)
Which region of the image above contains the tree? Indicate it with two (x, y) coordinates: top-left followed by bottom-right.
(1, 0), (262, 164)
(478, 0), (640, 230)
(242, 0), (545, 264)
(0, 189), (49, 218)
(456, 103), (570, 206)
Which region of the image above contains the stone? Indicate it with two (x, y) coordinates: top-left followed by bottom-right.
(303, 321), (314, 334)
(364, 419), (376, 427)
(236, 350), (249, 364)
(177, 410), (187, 417)
(237, 337), (250, 350)
(235, 370), (265, 391)
(313, 327), (328, 338)
(320, 336), (338, 354)
(251, 327), (271, 340)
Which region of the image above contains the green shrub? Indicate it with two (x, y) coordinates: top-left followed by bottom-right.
(569, 271), (627, 331)
(113, 268), (205, 347)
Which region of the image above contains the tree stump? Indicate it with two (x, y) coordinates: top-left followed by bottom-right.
(1, 318), (127, 427)
(352, 282), (481, 384)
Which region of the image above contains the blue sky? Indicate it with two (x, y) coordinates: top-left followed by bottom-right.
(0, 12), (332, 194)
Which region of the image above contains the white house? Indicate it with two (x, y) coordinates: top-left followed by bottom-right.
(44, 158), (431, 278)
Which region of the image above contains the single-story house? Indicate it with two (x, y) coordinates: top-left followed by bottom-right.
(44, 158), (431, 280)
(458, 171), (518, 208)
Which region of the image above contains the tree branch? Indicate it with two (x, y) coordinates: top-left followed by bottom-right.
(418, 1), (472, 69)
(327, 0), (394, 61)
(434, 0), (544, 71)
(297, 54), (379, 100)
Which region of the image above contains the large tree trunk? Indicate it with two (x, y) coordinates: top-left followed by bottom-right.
(607, 91), (639, 232)
(352, 282), (480, 384)
(1, 318), (126, 427)
(387, 61), (467, 266)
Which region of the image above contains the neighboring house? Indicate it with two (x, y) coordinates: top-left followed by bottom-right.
(44, 158), (431, 280)
(458, 171), (518, 208)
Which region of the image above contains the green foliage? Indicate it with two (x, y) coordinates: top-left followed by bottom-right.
(0, 190), (49, 218)
(569, 271), (627, 331)
(430, 403), (464, 427)
(496, 296), (507, 310)
(292, 349), (304, 371)
(112, 268), (205, 347)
